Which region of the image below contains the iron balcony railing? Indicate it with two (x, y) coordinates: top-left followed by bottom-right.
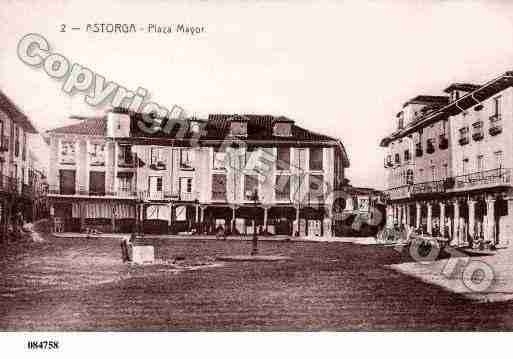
(384, 178), (451, 200)
(454, 167), (512, 191)
(410, 179), (446, 195)
(383, 185), (411, 200)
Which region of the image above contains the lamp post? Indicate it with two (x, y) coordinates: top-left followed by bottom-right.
(246, 188), (259, 256)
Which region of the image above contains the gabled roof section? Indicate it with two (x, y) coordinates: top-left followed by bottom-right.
(45, 112), (350, 167)
(129, 113), (339, 143)
(0, 91), (37, 133)
(402, 95), (449, 108)
(46, 117), (107, 136)
(443, 83), (481, 93)
(381, 71), (513, 147)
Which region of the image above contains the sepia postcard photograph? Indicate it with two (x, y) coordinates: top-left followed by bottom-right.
(1, 0), (513, 357)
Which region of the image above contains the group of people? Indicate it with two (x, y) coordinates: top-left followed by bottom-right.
(388, 217), (496, 249)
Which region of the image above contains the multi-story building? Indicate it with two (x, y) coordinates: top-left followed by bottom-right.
(381, 71), (513, 246)
(46, 109), (349, 236)
(0, 90), (46, 238)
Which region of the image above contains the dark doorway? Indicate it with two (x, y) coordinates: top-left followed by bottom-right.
(59, 170), (76, 195)
(89, 171), (106, 196)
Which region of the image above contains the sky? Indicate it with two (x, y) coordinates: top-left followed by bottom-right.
(1, 0), (513, 189)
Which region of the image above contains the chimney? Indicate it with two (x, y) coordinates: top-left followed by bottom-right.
(106, 108), (131, 138)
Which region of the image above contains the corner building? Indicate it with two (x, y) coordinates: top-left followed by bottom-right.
(46, 109), (349, 237)
(381, 71), (513, 246)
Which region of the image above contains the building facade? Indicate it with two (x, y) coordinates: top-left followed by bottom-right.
(0, 91), (47, 239)
(381, 71), (513, 246)
(46, 109), (349, 236)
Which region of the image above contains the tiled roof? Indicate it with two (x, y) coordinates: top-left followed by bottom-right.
(0, 91), (37, 133)
(128, 113), (338, 142)
(402, 95), (449, 108)
(46, 113), (349, 167)
(381, 71), (513, 147)
(47, 117), (107, 136)
(443, 83), (481, 93)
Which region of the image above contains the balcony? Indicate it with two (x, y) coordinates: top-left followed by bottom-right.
(118, 157), (134, 168)
(150, 161), (166, 170)
(459, 137), (469, 146)
(472, 132), (484, 141)
(116, 189), (137, 198)
(489, 125), (502, 136)
(439, 135), (448, 149)
(180, 192), (194, 201)
(410, 179), (446, 196)
(453, 168), (512, 191)
(383, 185), (411, 201)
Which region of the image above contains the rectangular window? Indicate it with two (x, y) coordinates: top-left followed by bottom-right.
(22, 132), (26, 160)
(118, 145), (133, 166)
(15, 126), (19, 157)
(398, 116), (404, 130)
(477, 155), (484, 172)
(212, 174), (227, 201)
(442, 164), (448, 179)
(89, 171), (106, 196)
(463, 158), (469, 174)
(60, 141), (76, 164)
(148, 176), (163, 200)
(276, 147), (290, 170)
(459, 127), (469, 145)
(494, 96), (502, 116)
(309, 148), (323, 171)
(297, 148), (307, 170)
(431, 166), (436, 181)
(151, 147), (162, 164)
(244, 174), (259, 200)
(90, 143), (106, 166)
(118, 176), (133, 193)
(275, 175), (291, 201)
(10, 123), (14, 153)
(404, 150), (410, 162)
(180, 148), (193, 169)
(59, 169), (76, 195)
(494, 151), (503, 169)
(213, 149), (226, 170)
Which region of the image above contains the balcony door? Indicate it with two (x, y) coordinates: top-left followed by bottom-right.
(89, 171), (106, 196)
(149, 176), (163, 200)
(179, 177), (193, 201)
(59, 169), (76, 195)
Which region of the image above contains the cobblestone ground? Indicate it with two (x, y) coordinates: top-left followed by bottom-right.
(0, 234), (511, 331)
